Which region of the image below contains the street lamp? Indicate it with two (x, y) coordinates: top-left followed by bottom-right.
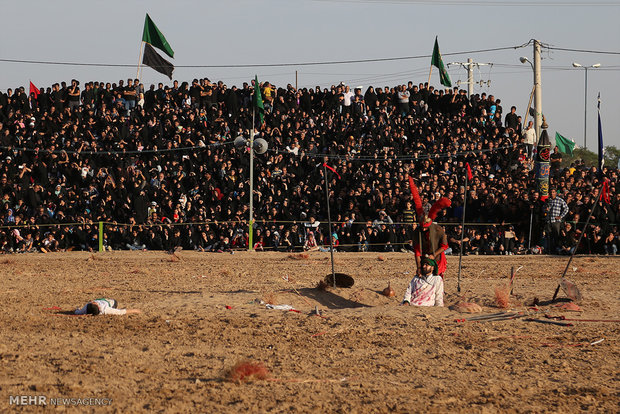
(572, 62), (601, 149)
(519, 56), (545, 132)
(520, 56), (534, 125)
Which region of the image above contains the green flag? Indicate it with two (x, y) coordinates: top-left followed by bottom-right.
(253, 75), (264, 124)
(142, 14), (174, 59)
(431, 37), (452, 88)
(555, 132), (575, 155)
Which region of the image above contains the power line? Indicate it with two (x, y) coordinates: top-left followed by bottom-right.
(545, 46), (620, 55)
(2, 46), (617, 72)
(314, 0), (620, 5)
(0, 45), (523, 69)
(2, 43), (618, 70)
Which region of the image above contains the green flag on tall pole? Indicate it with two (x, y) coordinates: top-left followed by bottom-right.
(253, 75), (265, 124)
(431, 36), (452, 87)
(142, 13), (174, 59)
(555, 132), (575, 155)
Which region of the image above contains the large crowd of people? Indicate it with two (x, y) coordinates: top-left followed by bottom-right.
(0, 77), (617, 255)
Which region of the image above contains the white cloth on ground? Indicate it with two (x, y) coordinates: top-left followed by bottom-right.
(265, 304), (294, 311)
(75, 299), (127, 315)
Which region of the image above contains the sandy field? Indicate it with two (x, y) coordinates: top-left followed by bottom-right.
(0, 251), (618, 413)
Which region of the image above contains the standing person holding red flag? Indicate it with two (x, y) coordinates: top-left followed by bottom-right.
(29, 81), (40, 100)
(26, 82), (40, 112)
(408, 176), (451, 278)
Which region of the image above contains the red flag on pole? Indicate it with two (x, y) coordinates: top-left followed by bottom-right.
(29, 81), (40, 100)
(408, 176), (424, 219)
(322, 162), (341, 179)
(466, 163), (473, 181)
(601, 180), (611, 204)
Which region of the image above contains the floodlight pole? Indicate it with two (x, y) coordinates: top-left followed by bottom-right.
(572, 63), (601, 149)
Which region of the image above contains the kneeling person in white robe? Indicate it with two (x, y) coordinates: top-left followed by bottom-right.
(402, 257), (444, 307)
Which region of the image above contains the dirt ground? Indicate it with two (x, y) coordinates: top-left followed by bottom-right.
(0, 251), (618, 413)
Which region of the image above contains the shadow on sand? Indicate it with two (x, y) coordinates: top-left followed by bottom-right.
(296, 287), (370, 310)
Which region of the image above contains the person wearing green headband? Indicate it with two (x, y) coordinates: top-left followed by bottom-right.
(402, 255), (444, 307)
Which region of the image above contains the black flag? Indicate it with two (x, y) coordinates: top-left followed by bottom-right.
(142, 43), (174, 79)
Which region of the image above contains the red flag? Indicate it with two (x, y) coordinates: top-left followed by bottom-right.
(601, 180), (611, 204)
(29, 81), (40, 100)
(408, 176), (423, 218)
(466, 163), (473, 181)
(322, 162), (341, 179)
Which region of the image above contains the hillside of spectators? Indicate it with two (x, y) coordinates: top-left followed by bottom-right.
(0, 77), (617, 255)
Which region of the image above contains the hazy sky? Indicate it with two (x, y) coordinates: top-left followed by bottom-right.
(1, 0), (619, 149)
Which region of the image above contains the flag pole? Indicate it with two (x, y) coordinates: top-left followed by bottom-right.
(427, 66), (433, 86)
(136, 41), (145, 80)
(597, 92), (604, 178)
(249, 107), (255, 251)
(552, 186), (604, 301)
(323, 162), (336, 287)
(527, 206), (534, 251)
(456, 172), (468, 293)
(522, 84), (535, 128)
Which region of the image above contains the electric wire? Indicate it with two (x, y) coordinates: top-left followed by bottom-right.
(545, 46), (620, 55)
(313, 0), (620, 5)
(0, 45), (525, 69)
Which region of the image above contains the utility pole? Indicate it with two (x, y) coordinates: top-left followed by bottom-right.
(447, 59), (492, 97)
(533, 39), (543, 141)
(467, 58), (473, 97)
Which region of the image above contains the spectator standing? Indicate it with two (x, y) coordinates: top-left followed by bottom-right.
(505, 106), (519, 130)
(342, 85), (354, 114)
(550, 146), (563, 177)
(397, 85), (410, 116)
(522, 120), (536, 159)
(67, 80), (80, 110)
(124, 79), (137, 111)
(545, 188), (569, 254)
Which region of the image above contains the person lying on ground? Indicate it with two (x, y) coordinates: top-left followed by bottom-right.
(402, 256), (444, 307)
(74, 298), (141, 315)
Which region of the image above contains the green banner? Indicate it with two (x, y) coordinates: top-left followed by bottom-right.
(142, 13), (174, 59)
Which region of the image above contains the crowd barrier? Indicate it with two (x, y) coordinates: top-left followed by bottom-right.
(0, 217), (603, 253)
